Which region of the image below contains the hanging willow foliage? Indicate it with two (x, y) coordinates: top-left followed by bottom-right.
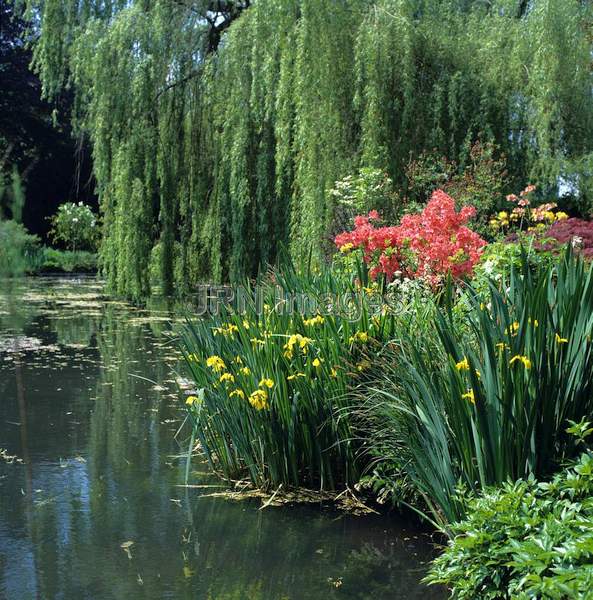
(17, 0), (593, 297)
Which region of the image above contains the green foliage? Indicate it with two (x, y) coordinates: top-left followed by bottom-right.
(40, 247), (97, 273)
(404, 152), (455, 207)
(363, 250), (593, 527)
(148, 240), (184, 290)
(427, 451), (593, 599)
(19, 0), (593, 296)
(404, 142), (511, 235)
(0, 166), (37, 276)
(0, 219), (40, 276)
(331, 168), (398, 215)
(2, 2), (92, 243)
(0, 166), (25, 221)
(471, 239), (557, 294)
(329, 167), (402, 239)
(444, 142), (511, 235)
(0, 181), (98, 273)
(49, 201), (99, 252)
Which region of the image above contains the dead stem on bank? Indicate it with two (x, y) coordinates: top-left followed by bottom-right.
(176, 479), (379, 516)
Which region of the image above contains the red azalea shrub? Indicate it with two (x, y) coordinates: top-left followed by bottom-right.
(335, 189), (486, 283)
(545, 218), (593, 259)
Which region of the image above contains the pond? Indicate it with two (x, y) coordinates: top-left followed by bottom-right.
(0, 276), (444, 600)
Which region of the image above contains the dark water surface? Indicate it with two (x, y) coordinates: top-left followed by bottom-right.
(0, 277), (444, 600)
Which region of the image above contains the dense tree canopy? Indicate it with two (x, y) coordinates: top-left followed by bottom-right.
(16, 0), (593, 297)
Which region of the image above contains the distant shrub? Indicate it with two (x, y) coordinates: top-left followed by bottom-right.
(49, 202), (99, 252)
(427, 451), (593, 599)
(405, 141), (510, 236)
(330, 167), (401, 220)
(404, 151), (455, 205)
(0, 220), (41, 276)
(489, 184), (570, 239)
(473, 239), (557, 292)
(40, 248), (97, 273)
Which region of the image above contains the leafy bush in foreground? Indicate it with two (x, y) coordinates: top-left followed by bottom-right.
(427, 452), (593, 599)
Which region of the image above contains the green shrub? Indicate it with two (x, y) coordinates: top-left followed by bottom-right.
(329, 167), (403, 225)
(0, 219), (41, 276)
(40, 247), (98, 272)
(49, 202), (100, 252)
(471, 239), (557, 295)
(404, 141), (510, 237)
(427, 451), (593, 599)
(362, 249), (593, 527)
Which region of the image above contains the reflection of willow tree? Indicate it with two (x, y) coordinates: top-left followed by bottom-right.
(1, 266), (39, 597)
(20, 305), (184, 599)
(5, 301), (175, 600)
(88, 303), (173, 494)
(0, 278), (36, 334)
(50, 312), (98, 348)
(82, 305), (187, 596)
(180, 498), (440, 600)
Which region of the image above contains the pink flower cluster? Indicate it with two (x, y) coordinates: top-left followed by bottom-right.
(506, 184), (536, 207)
(335, 190), (486, 283)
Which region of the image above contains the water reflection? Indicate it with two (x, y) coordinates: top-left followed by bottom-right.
(0, 277), (444, 600)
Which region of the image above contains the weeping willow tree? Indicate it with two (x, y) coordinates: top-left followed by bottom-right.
(17, 0), (593, 297)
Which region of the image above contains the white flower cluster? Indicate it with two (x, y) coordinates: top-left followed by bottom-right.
(51, 202), (98, 251)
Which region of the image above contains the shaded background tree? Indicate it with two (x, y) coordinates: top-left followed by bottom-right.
(0, 2), (96, 241)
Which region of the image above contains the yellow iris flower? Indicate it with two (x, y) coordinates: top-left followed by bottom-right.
(509, 355), (532, 369)
(462, 389), (475, 404)
(249, 389), (269, 411)
(206, 355), (226, 373)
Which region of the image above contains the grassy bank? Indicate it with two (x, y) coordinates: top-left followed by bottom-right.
(1, 219), (97, 275)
